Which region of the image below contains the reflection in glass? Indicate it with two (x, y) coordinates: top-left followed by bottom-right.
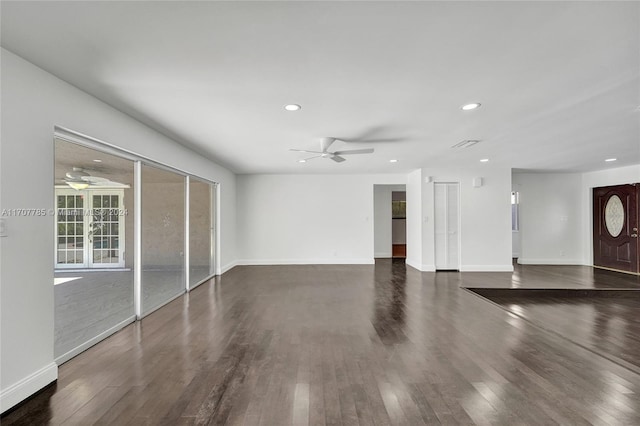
(141, 165), (185, 314)
(54, 138), (135, 360)
(189, 178), (213, 289)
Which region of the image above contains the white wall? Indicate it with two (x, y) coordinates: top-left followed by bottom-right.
(373, 185), (405, 257)
(405, 170), (424, 270)
(513, 172), (583, 265)
(0, 49), (237, 412)
(409, 167), (513, 272)
(581, 165), (640, 265)
(237, 174), (406, 264)
(512, 165), (640, 267)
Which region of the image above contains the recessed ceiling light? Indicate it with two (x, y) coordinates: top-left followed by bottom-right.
(285, 104), (301, 111)
(389, 159), (398, 163)
(605, 158), (617, 162)
(480, 158), (489, 163)
(93, 159), (102, 163)
(461, 103), (481, 111)
(298, 159), (306, 163)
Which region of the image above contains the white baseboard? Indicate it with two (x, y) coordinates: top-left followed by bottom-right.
(1, 362), (57, 413)
(459, 265), (514, 272)
(220, 261), (239, 275)
(405, 259), (436, 272)
(55, 315), (136, 365)
(237, 258), (375, 265)
(517, 258), (583, 265)
(374, 252), (392, 258)
(405, 258), (420, 271)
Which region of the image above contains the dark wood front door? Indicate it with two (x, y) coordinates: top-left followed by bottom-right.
(593, 184), (639, 273)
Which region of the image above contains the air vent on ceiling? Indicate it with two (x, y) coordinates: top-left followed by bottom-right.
(451, 139), (481, 149)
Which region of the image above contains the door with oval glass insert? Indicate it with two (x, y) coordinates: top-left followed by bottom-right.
(593, 184), (639, 274)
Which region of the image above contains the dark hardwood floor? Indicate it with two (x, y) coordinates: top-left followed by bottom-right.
(475, 295), (640, 373)
(4, 260), (640, 425)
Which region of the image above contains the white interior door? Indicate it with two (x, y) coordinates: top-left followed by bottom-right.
(435, 182), (460, 270)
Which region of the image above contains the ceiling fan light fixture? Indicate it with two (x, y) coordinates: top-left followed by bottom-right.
(461, 103), (481, 111)
(66, 181), (90, 190)
(284, 104), (301, 111)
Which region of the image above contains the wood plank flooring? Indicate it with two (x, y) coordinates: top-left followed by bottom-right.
(478, 295), (640, 372)
(4, 260), (640, 425)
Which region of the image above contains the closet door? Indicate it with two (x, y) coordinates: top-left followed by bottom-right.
(435, 183), (460, 270)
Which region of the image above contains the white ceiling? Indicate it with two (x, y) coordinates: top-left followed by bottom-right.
(2, 1), (639, 174)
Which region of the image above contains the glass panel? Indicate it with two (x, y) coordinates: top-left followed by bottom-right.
(54, 138), (135, 360)
(142, 164), (185, 314)
(605, 195), (624, 237)
(189, 178), (213, 289)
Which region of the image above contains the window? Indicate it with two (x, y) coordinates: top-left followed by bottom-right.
(55, 188), (126, 268)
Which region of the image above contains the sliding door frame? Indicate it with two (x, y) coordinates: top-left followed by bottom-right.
(54, 126), (220, 320)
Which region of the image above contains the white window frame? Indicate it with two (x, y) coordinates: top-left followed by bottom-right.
(55, 188), (126, 269)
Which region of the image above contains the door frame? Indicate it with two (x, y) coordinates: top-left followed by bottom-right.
(592, 183), (639, 274)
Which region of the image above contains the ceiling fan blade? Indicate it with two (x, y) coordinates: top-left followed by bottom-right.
(333, 148), (374, 155)
(92, 180), (128, 187)
(303, 155), (323, 161)
(289, 149), (323, 154)
(331, 155), (346, 163)
(81, 176), (109, 183)
(335, 137), (406, 144)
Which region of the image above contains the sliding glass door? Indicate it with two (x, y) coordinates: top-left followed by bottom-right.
(141, 164), (185, 315)
(189, 178), (215, 289)
(54, 138), (135, 362)
(54, 132), (219, 361)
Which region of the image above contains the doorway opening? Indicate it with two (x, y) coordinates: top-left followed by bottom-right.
(392, 191), (406, 258)
(374, 184), (406, 259)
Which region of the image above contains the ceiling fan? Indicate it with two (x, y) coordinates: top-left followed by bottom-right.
(290, 137), (374, 163)
(63, 167), (121, 190)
